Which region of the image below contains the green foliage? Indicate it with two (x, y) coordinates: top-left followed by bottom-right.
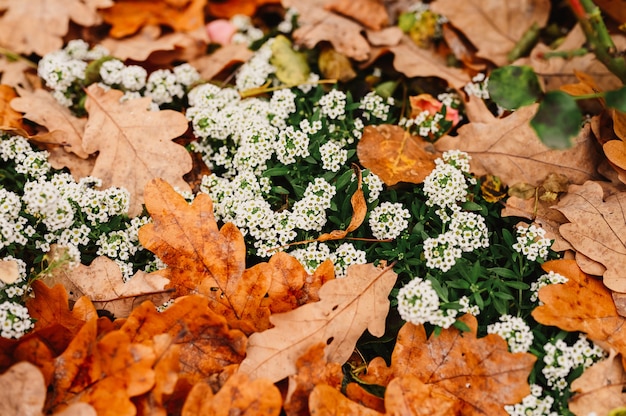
(531, 91), (582, 149)
(488, 65), (542, 110)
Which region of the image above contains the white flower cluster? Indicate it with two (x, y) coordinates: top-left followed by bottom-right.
(359, 92), (394, 122)
(464, 73), (490, 100)
(0, 300), (34, 339)
(542, 334), (605, 392)
(487, 314), (534, 353)
(236, 40), (276, 91)
(277, 8), (298, 34)
(512, 224), (552, 262)
(362, 170), (384, 203)
(530, 270), (568, 304)
(423, 153), (474, 211)
(288, 241), (366, 278)
(368, 201), (411, 240)
(319, 140), (348, 172)
(396, 277), (458, 328)
(318, 89), (347, 120)
(97, 216), (151, 280)
(504, 384), (558, 416)
(0, 257), (29, 302)
(231, 14), (265, 46)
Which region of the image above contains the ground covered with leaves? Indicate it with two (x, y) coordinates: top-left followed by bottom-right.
(0, 0), (625, 415)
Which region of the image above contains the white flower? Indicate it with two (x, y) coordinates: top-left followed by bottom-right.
(318, 89), (347, 120)
(512, 224), (552, 262)
(368, 202), (411, 240)
(397, 277), (458, 328)
(319, 141), (347, 172)
(487, 315), (533, 353)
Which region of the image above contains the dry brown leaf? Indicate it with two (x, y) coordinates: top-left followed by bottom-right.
(101, 0), (206, 38)
(208, 0), (281, 18)
(388, 36), (471, 90)
(435, 105), (604, 187)
(430, 0), (551, 67)
(11, 88), (88, 159)
(532, 259), (626, 359)
(309, 384), (382, 415)
(345, 383), (385, 413)
(568, 349), (626, 415)
(284, 343), (344, 416)
(357, 124), (438, 186)
(101, 25), (209, 64)
(392, 314), (536, 415)
(0, 85), (30, 136)
(0, 361), (46, 416)
(43, 255), (170, 319)
(82, 85), (192, 217)
(0, 258), (19, 284)
(555, 181), (626, 292)
(282, 0), (372, 61)
(238, 263), (397, 383)
(384, 376), (462, 416)
(182, 373), (282, 415)
(326, 0), (389, 31)
(0, 0), (112, 56)
(0, 57), (39, 90)
(190, 43), (254, 81)
(120, 296), (247, 397)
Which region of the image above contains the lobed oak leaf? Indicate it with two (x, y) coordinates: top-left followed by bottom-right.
(430, 0), (551, 67)
(238, 263), (397, 383)
(190, 43), (254, 81)
(0, 85), (30, 137)
(182, 372), (282, 415)
(120, 296), (247, 394)
(100, 0), (206, 38)
(568, 349), (626, 416)
(284, 343), (344, 416)
(435, 105), (604, 187)
(309, 384), (382, 415)
(384, 376), (462, 415)
(0, 57), (40, 91)
(326, 0), (389, 31)
(555, 181), (626, 292)
(532, 259), (626, 358)
(391, 314), (536, 415)
(0, 0), (112, 56)
(82, 85), (192, 217)
(11, 88), (88, 159)
(345, 383), (385, 413)
(357, 124), (438, 186)
(43, 255), (170, 318)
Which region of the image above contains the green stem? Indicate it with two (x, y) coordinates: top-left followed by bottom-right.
(507, 23), (541, 62)
(0, 46), (37, 69)
(567, 0), (626, 84)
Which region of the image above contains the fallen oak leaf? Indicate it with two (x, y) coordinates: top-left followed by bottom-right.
(0, 258), (19, 284)
(555, 181), (626, 293)
(532, 259), (626, 359)
(0, 361), (46, 416)
(326, 0), (389, 31)
(238, 262), (397, 383)
(568, 349), (626, 415)
(357, 124), (438, 186)
(0, 85), (30, 137)
(82, 85), (192, 217)
(308, 384), (382, 415)
(391, 314), (536, 415)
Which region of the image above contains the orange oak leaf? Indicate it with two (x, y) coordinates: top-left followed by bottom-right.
(532, 259), (626, 359)
(101, 0), (206, 38)
(190, 43), (254, 81)
(435, 105), (604, 187)
(11, 88), (89, 159)
(308, 384), (381, 415)
(0, 85), (30, 136)
(182, 372), (282, 415)
(554, 181), (626, 292)
(0, 0), (112, 56)
(283, 343), (344, 416)
(43, 255), (170, 318)
(357, 124), (438, 186)
(82, 85), (192, 217)
(49, 318), (158, 415)
(138, 178), (271, 333)
(430, 0), (551, 67)
(391, 314), (536, 415)
(345, 383), (386, 413)
(207, 0), (281, 19)
(568, 349), (626, 415)
(326, 0), (389, 31)
(120, 296), (247, 394)
(238, 263), (397, 383)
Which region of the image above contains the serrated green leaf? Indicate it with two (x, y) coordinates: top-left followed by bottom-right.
(488, 65), (542, 110)
(606, 86), (626, 112)
(530, 91), (582, 149)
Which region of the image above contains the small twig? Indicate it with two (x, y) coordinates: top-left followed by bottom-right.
(0, 46), (37, 69)
(508, 23), (541, 62)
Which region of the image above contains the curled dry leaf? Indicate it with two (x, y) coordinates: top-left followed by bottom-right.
(430, 0), (551, 67)
(435, 105), (604, 187)
(309, 384), (382, 415)
(357, 124), (438, 186)
(0, 361), (46, 416)
(82, 85), (192, 217)
(182, 373), (282, 416)
(392, 314), (536, 415)
(555, 181), (626, 292)
(100, 0), (206, 38)
(43, 255), (170, 319)
(532, 259), (626, 360)
(0, 0), (112, 56)
(238, 263), (397, 383)
(568, 349), (626, 416)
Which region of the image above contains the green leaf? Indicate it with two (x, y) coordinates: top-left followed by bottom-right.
(263, 167), (291, 177)
(606, 86), (626, 112)
(270, 35), (310, 85)
(487, 65), (542, 110)
(530, 91), (582, 149)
